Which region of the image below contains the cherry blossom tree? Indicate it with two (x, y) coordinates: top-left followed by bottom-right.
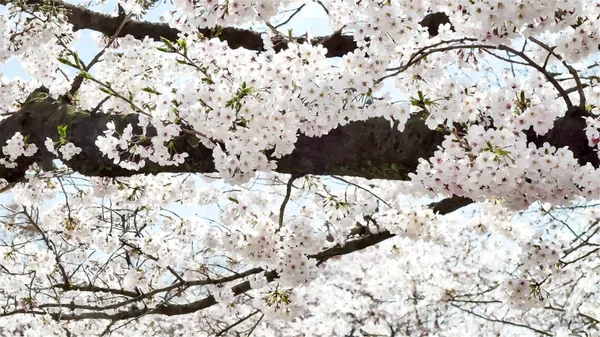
(0, 0), (599, 336)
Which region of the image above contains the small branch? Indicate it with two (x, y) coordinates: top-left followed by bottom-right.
(89, 95), (111, 116)
(331, 175), (392, 209)
(216, 310), (261, 336)
(379, 39), (574, 110)
(53, 283), (139, 298)
(528, 36), (585, 109)
(245, 313), (264, 337)
(309, 195), (472, 265)
(22, 207), (70, 286)
(274, 4), (306, 29)
(314, 0), (330, 15)
(450, 303), (552, 336)
(68, 12), (132, 97)
(277, 175), (298, 232)
(482, 49), (529, 67)
(560, 247), (600, 267)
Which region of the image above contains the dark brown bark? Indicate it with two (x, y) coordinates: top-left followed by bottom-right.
(1, 1), (598, 325)
(1, 88), (598, 184)
(0, 0), (454, 57)
(0, 0), (357, 56)
(0, 2), (461, 183)
(0, 88), (445, 183)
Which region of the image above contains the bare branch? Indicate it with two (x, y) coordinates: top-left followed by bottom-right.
(528, 36), (587, 111)
(274, 4), (306, 29)
(68, 9), (133, 97)
(449, 303), (553, 336)
(277, 175), (298, 232)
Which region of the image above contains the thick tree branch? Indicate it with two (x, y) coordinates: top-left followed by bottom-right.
(0, 0), (357, 57)
(0, 87), (446, 183)
(1, 88), (598, 185)
(0, 0), (450, 57)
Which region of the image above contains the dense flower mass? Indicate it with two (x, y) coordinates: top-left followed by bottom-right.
(0, 0), (600, 336)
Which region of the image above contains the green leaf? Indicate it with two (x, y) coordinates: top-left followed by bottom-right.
(228, 197), (239, 204)
(72, 52), (84, 69)
(58, 125), (68, 138)
(159, 37), (176, 51)
(57, 57), (76, 68)
(177, 39), (187, 54)
(141, 87), (161, 95)
(99, 87), (115, 96)
(212, 26), (223, 37)
(78, 71), (93, 80)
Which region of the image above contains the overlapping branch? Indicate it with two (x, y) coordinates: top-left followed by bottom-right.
(0, 87), (448, 183)
(0, 194), (468, 322)
(0, 0), (454, 57)
(0, 2), (599, 328)
(1, 86), (597, 186)
(0, 0), (358, 57)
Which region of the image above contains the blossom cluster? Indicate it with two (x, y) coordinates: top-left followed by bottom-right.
(585, 115), (600, 149)
(8, 0), (596, 213)
(0, 0), (74, 97)
(95, 121), (189, 170)
(0, 132), (37, 168)
(1, 0), (600, 335)
(44, 137), (82, 161)
(408, 125), (599, 209)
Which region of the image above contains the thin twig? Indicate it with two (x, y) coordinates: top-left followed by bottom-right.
(450, 303), (552, 336)
(216, 310), (261, 336)
(331, 175), (392, 209)
(528, 36), (585, 109)
(245, 313), (264, 336)
(315, 0), (330, 15)
(274, 4), (306, 29)
(89, 95), (111, 116)
(277, 175), (298, 232)
(379, 41), (574, 110)
(69, 13), (132, 97)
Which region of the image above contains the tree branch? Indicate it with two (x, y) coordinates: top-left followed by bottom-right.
(0, 0), (452, 58)
(0, 87), (447, 183)
(2, 87), (598, 185)
(14, 195), (470, 322)
(0, 0), (357, 57)
(309, 195), (474, 265)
